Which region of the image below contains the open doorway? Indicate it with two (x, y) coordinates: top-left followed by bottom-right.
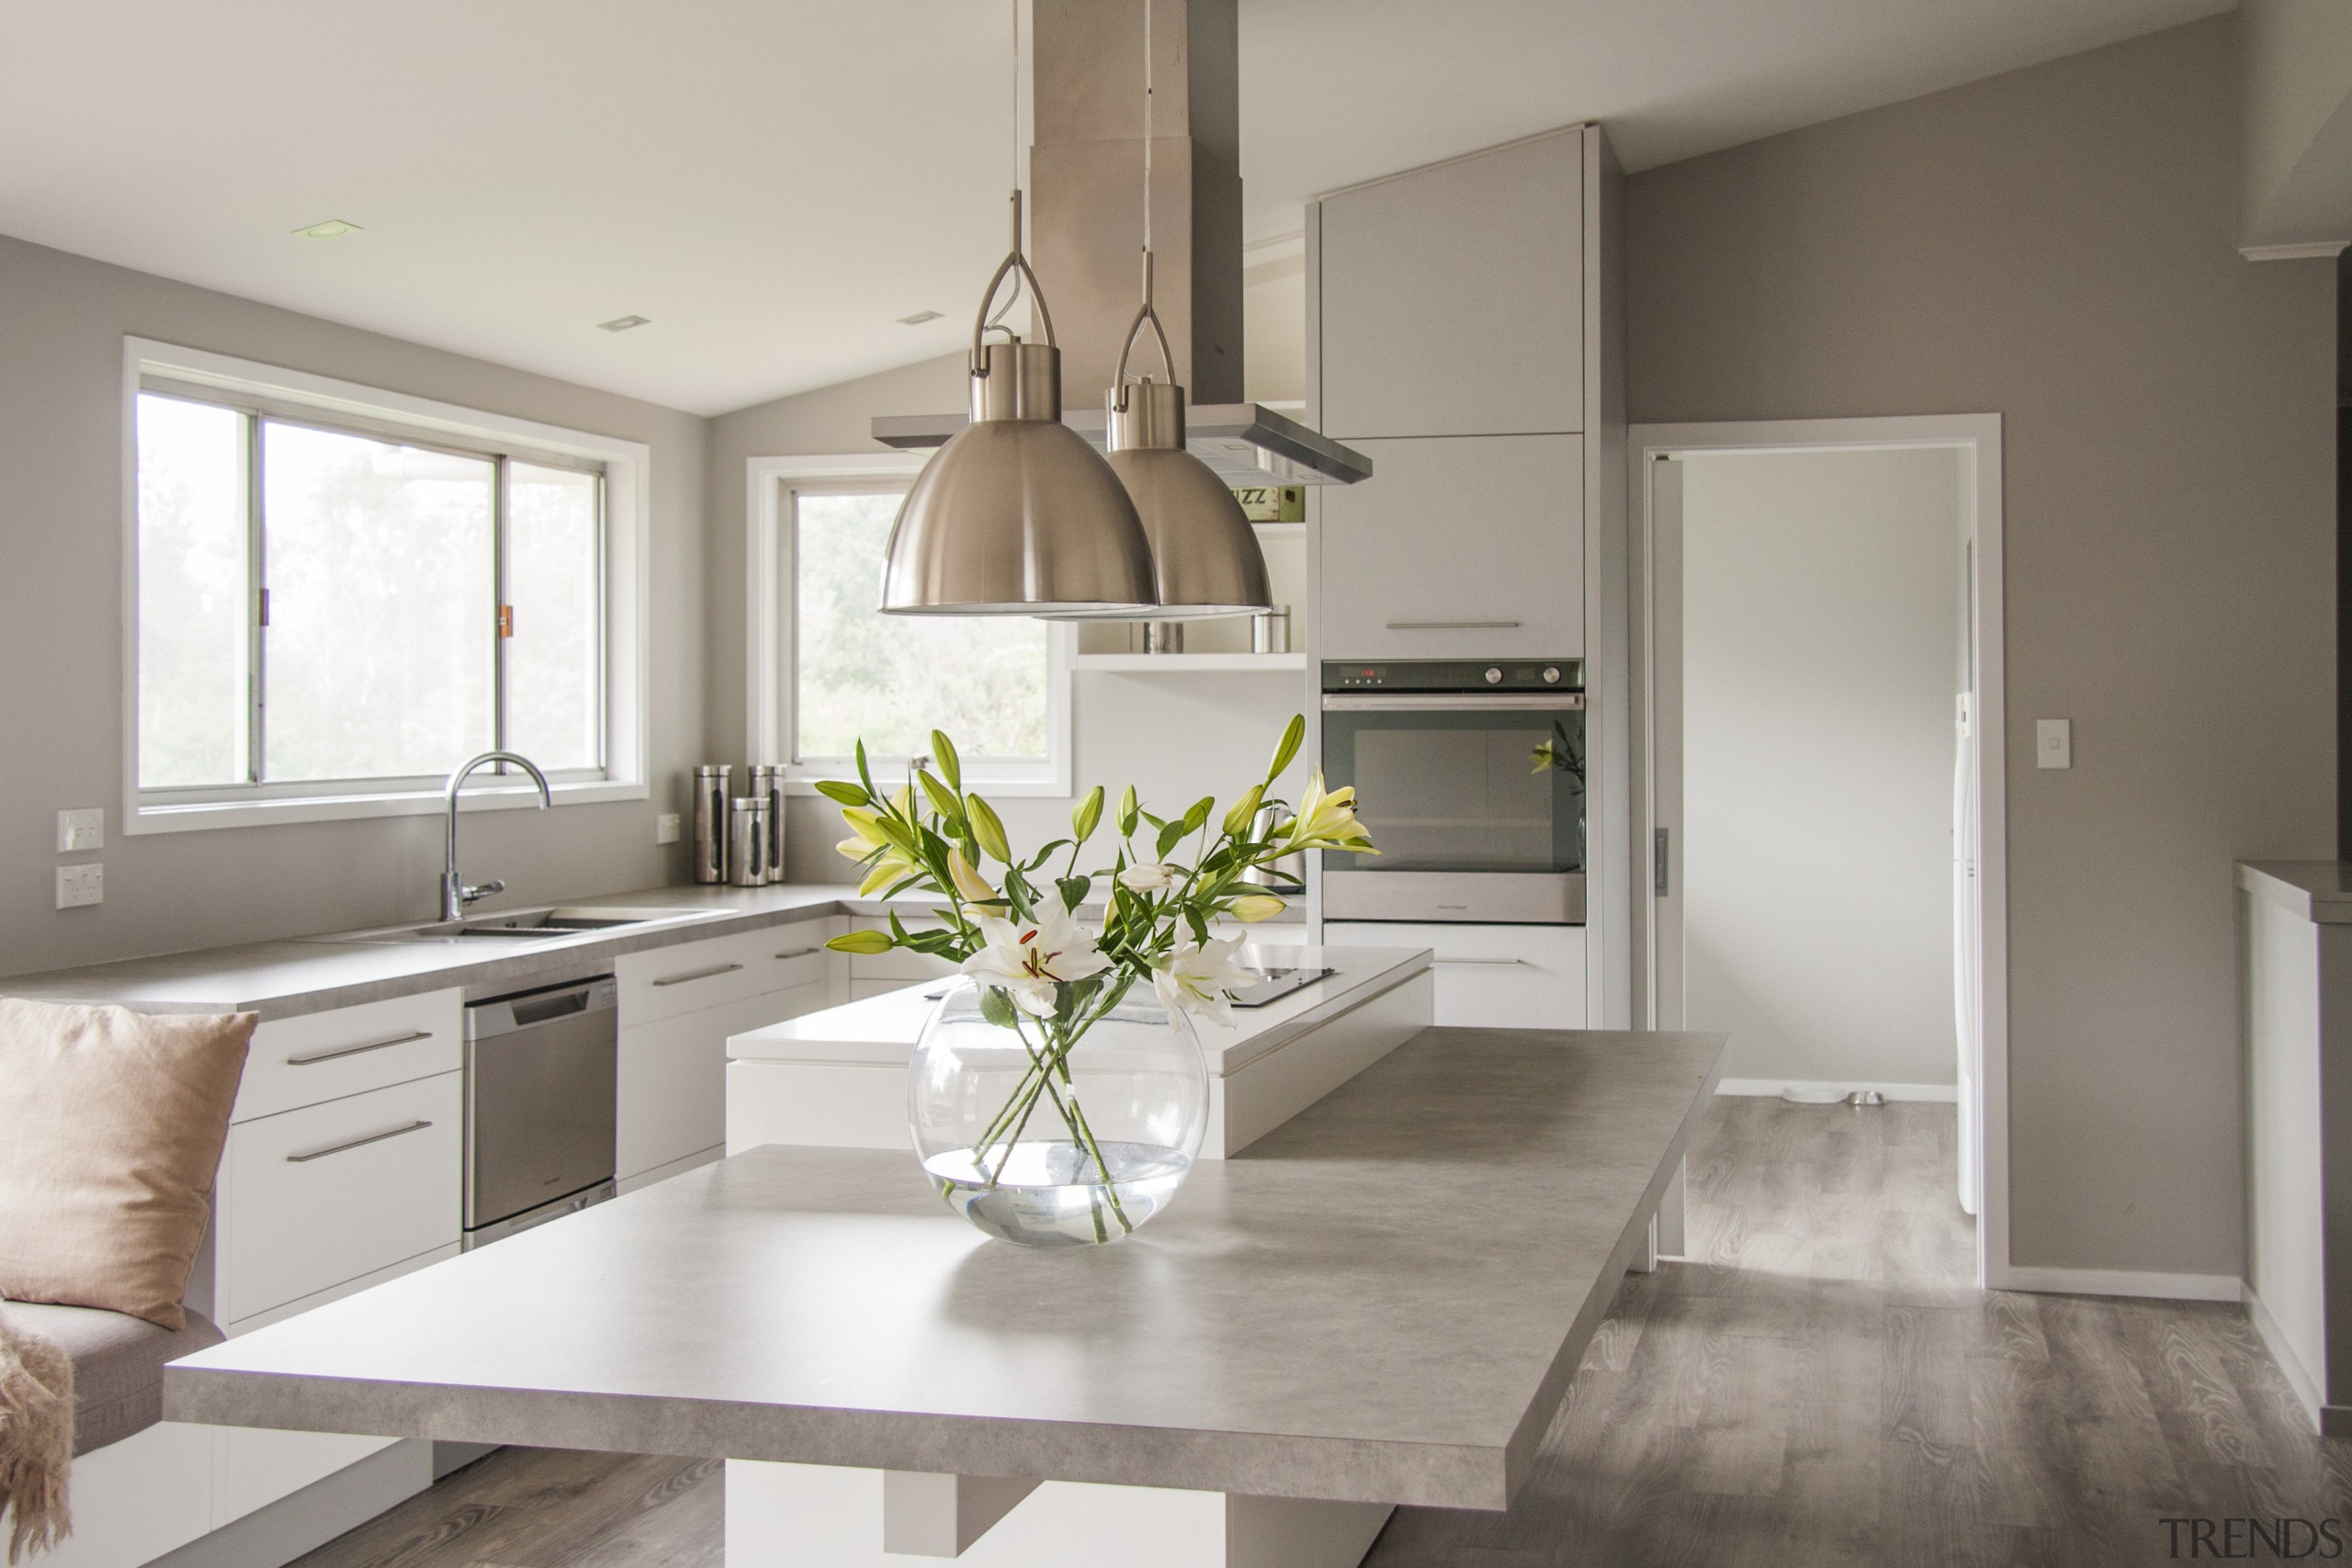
(1633, 415), (2007, 1289)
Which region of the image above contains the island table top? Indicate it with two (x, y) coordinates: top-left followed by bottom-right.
(166, 1025), (1726, 1511)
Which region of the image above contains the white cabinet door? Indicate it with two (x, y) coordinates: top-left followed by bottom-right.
(235, 989), (462, 1123)
(1324, 922), (1586, 1030)
(216, 1072), (462, 1325)
(617, 979), (831, 1181)
(1317, 128), (1582, 439)
(1318, 434), (1583, 660)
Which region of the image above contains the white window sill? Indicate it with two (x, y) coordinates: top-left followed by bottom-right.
(125, 778), (648, 836)
(784, 772), (1069, 801)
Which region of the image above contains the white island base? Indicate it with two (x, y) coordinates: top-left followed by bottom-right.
(727, 1462), (1391, 1567)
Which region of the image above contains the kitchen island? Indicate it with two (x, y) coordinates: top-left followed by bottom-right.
(727, 944), (1432, 1159)
(164, 1025), (1726, 1567)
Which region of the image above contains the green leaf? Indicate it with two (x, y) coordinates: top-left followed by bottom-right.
(978, 986), (1021, 1030)
(932, 730), (962, 789)
(1001, 866), (1037, 921)
(1057, 874), (1092, 912)
(1071, 784), (1103, 844)
(1182, 796), (1214, 835)
(916, 768), (962, 823)
(869, 813), (921, 856)
(1116, 784), (1140, 838)
(1155, 819), (1189, 860)
(1186, 907), (1209, 943)
(854, 739), (877, 800)
(1221, 784), (1264, 839)
(827, 929), (894, 954)
(1267, 713), (1305, 781)
(814, 779), (870, 807)
(967, 794), (1012, 863)
(1022, 839), (1070, 872)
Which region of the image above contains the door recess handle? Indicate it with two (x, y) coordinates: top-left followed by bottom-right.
(1385, 620), (1522, 630)
(1656, 828), (1670, 897)
(287, 1120), (433, 1163)
(652, 962), (743, 987)
(286, 1030), (432, 1066)
(1436, 957), (1532, 966)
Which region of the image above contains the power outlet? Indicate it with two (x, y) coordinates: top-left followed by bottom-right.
(56, 807), (103, 852)
(655, 812), (682, 846)
(56, 863), (103, 909)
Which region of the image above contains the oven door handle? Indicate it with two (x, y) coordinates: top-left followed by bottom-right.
(1320, 694), (1587, 712)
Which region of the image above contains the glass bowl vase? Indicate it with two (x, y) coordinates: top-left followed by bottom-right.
(908, 976), (1208, 1247)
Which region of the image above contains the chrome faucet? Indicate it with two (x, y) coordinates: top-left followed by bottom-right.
(441, 751), (553, 922)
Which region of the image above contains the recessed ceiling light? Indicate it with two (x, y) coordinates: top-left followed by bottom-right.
(293, 219), (361, 240)
(897, 310), (944, 325)
(598, 315), (650, 333)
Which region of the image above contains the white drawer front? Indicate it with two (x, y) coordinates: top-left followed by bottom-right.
(218, 1072), (461, 1324)
(616, 919), (835, 1027)
(1325, 922), (1587, 1031)
(236, 989), (462, 1123)
(618, 979), (831, 1180)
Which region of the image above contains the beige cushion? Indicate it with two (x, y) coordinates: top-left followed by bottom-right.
(0, 1000), (254, 1331)
(0, 1299), (224, 1456)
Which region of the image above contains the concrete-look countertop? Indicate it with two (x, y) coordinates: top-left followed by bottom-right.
(165, 1026), (1728, 1511)
(0, 884), (1310, 1023)
(2239, 863), (2352, 924)
(730, 944), (1427, 1079)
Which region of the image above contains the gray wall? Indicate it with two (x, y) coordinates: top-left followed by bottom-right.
(0, 233), (708, 976)
(1628, 15), (2337, 1277)
(1681, 447), (1964, 1090)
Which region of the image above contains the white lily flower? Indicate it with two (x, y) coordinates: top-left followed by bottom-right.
(960, 902), (1113, 1018)
(1152, 935), (1251, 1029)
(1118, 862), (1178, 892)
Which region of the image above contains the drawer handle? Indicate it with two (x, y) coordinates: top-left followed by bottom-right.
(652, 962), (744, 987)
(775, 947), (822, 960)
(1436, 957), (1532, 966)
(1385, 620), (1522, 630)
(287, 1121), (434, 1164)
(285, 1030), (433, 1066)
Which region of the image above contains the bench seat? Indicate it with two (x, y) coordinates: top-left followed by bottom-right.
(0, 1301), (223, 1457)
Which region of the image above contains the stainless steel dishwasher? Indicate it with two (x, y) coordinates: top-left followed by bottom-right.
(463, 974), (617, 1249)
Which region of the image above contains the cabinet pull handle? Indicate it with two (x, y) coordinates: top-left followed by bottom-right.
(286, 1031), (432, 1066)
(287, 1120), (434, 1163)
(1435, 956), (1532, 966)
(775, 947), (821, 961)
(652, 962), (744, 987)
(1385, 620), (1522, 630)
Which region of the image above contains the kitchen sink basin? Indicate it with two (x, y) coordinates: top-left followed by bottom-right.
(319, 908), (729, 945)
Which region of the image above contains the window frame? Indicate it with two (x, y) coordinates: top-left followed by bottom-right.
(745, 454), (1073, 798)
(121, 338), (652, 833)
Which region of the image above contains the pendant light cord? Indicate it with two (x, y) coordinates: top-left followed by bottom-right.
(1114, 0), (1174, 394)
(978, 0), (1049, 356)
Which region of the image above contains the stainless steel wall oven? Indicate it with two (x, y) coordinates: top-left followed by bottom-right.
(1320, 660), (1585, 924)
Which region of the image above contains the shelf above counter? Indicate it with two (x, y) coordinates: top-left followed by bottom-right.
(1071, 652), (1306, 673)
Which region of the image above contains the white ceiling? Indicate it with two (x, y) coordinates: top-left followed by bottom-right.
(0, 0), (2230, 417)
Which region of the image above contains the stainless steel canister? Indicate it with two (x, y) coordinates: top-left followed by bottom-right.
(1239, 803), (1306, 894)
(729, 797), (772, 887)
(692, 764), (731, 884)
(747, 763), (786, 884)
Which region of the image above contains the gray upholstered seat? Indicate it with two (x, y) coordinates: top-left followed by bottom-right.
(0, 1299), (224, 1456)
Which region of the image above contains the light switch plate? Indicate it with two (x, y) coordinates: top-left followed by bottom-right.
(56, 807), (103, 852)
(56, 863), (103, 908)
(2036, 718), (2072, 770)
(655, 812), (682, 845)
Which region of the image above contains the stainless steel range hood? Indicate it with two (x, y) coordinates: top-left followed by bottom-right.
(873, 401), (1371, 487)
(873, 0), (1371, 488)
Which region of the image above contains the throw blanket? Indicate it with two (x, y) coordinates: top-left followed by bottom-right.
(0, 1311), (71, 1563)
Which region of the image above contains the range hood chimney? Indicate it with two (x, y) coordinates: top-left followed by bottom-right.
(874, 0), (1369, 487)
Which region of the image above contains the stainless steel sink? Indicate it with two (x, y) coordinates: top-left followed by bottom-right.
(318, 907), (728, 945)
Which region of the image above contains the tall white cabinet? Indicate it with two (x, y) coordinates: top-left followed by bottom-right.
(1306, 122), (1632, 1030)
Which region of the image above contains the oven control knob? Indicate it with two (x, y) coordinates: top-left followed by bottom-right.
(1485, 666), (1502, 684)
(1544, 666), (1560, 683)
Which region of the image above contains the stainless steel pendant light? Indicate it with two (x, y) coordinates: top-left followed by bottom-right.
(878, 6), (1155, 616)
(1061, 0), (1271, 620)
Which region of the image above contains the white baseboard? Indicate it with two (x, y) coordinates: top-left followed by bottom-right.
(1993, 1264), (2243, 1303)
(1715, 1077), (1958, 1103)
(2245, 1283), (2324, 1432)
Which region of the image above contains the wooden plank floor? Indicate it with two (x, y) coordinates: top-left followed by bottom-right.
(294, 1099), (2349, 1568)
